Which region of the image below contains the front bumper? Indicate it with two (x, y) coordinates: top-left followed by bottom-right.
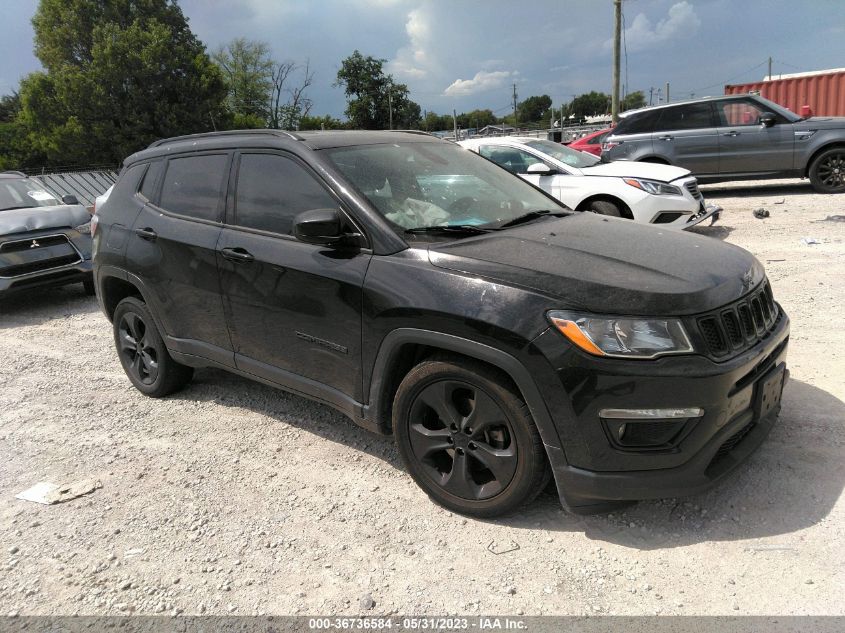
(0, 259), (92, 296)
(527, 307), (789, 512)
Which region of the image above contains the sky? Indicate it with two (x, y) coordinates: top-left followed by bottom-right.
(1, 0), (844, 119)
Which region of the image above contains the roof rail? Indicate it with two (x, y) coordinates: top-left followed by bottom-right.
(147, 129), (303, 148)
(1, 170), (27, 177)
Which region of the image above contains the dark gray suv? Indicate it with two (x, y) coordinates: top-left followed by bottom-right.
(602, 94), (845, 193)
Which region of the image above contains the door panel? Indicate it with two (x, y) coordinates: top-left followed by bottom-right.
(714, 98), (795, 175)
(652, 102), (720, 175)
(217, 229), (370, 400)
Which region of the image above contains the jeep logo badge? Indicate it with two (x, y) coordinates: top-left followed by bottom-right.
(741, 269), (753, 291)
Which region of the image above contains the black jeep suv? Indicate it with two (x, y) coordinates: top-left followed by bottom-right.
(93, 130), (789, 517)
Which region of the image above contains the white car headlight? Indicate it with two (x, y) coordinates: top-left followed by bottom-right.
(548, 311), (694, 359)
(623, 178), (682, 196)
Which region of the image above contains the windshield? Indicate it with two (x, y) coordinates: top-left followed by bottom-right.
(522, 139), (601, 168)
(322, 141), (566, 232)
(0, 178), (61, 211)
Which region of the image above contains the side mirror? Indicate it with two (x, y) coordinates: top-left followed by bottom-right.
(294, 208), (348, 246)
(525, 163), (557, 176)
(760, 112), (776, 127)
(62, 194), (80, 205)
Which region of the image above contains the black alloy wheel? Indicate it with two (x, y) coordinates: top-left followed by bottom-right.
(118, 311), (159, 386)
(394, 357), (549, 517)
(810, 148), (845, 193)
(112, 297), (193, 397)
(407, 379), (518, 500)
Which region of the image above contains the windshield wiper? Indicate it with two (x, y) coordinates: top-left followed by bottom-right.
(404, 224), (492, 235)
(491, 209), (566, 229)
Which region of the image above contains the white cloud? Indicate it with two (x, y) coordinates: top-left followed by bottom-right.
(610, 1), (701, 53)
(388, 8), (431, 79)
(443, 70), (514, 97)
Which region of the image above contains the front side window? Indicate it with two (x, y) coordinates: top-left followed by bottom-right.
(159, 154), (228, 221)
(322, 141), (565, 232)
(479, 145), (546, 174)
(717, 99), (767, 126)
(233, 153), (337, 235)
(656, 103), (716, 131)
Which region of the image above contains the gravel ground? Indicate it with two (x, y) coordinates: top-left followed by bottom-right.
(0, 178), (843, 617)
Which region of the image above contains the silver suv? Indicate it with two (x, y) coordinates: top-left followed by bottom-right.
(602, 94), (845, 193)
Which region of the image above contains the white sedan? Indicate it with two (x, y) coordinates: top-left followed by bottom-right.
(458, 137), (720, 229)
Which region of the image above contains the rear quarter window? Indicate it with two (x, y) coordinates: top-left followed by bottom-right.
(613, 108), (661, 135)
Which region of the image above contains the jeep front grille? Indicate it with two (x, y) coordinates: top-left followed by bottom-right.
(693, 280), (780, 360)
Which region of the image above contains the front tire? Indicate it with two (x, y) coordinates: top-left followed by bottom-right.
(393, 358), (549, 517)
(809, 147), (845, 193)
(113, 297), (193, 397)
(588, 200), (623, 217)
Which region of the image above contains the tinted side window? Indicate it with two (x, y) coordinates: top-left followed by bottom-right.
(234, 153), (337, 235)
(159, 154), (228, 221)
(717, 99), (766, 126)
(614, 109), (661, 135)
(656, 103), (715, 131)
(109, 163), (146, 206)
(138, 160), (163, 202)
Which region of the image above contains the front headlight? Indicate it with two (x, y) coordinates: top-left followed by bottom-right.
(74, 221), (92, 235)
(623, 178), (682, 196)
(548, 311), (694, 359)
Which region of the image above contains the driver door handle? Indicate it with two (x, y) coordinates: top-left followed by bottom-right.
(657, 135), (674, 141)
(722, 131), (740, 137)
(220, 247), (255, 263)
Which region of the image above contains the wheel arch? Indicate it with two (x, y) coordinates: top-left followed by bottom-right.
(804, 142), (845, 177)
(575, 194), (634, 220)
(365, 329), (563, 453)
(637, 156), (670, 165)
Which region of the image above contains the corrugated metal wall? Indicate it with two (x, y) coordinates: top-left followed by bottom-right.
(726, 70), (845, 117)
(31, 170), (117, 208)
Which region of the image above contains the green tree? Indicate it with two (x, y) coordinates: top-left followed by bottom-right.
(622, 90), (646, 111)
(456, 109), (497, 131)
(566, 91), (611, 119)
(335, 50), (420, 129)
(20, 0), (228, 166)
(517, 95), (552, 123)
(213, 38), (274, 123)
(298, 114), (346, 131)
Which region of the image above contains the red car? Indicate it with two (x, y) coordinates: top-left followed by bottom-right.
(566, 127), (612, 157)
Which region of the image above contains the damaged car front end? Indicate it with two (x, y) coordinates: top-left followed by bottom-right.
(0, 172), (94, 297)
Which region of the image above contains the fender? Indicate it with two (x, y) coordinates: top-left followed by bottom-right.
(365, 328), (563, 452)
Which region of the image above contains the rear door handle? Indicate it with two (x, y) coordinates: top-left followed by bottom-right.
(722, 131), (740, 137)
(657, 135), (673, 141)
(134, 227), (157, 241)
(220, 247), (255, 263)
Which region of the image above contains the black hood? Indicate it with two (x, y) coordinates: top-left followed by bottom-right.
(427, 214), (764, 316)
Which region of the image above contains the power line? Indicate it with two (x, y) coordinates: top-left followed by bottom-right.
(681, 59), (768, 96)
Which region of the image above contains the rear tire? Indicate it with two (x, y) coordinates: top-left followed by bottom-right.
(113, 297), (193, 397)
(809, 147), (845, 193)
(393, 357), (549, 518)
(588, 200), (623, 217)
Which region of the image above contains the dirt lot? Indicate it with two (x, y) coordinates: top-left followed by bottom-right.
(0, 178), (843, 617)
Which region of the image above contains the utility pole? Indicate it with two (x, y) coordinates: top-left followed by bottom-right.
(453, 109), (458, 140)
(648, 86), (654, 105)
(665, 82), (670, 104)
(512, 83), (518, 128)
(388, 90), (393, 130)
(767, 56), (772, 80)
(611, 0), (622, 123)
